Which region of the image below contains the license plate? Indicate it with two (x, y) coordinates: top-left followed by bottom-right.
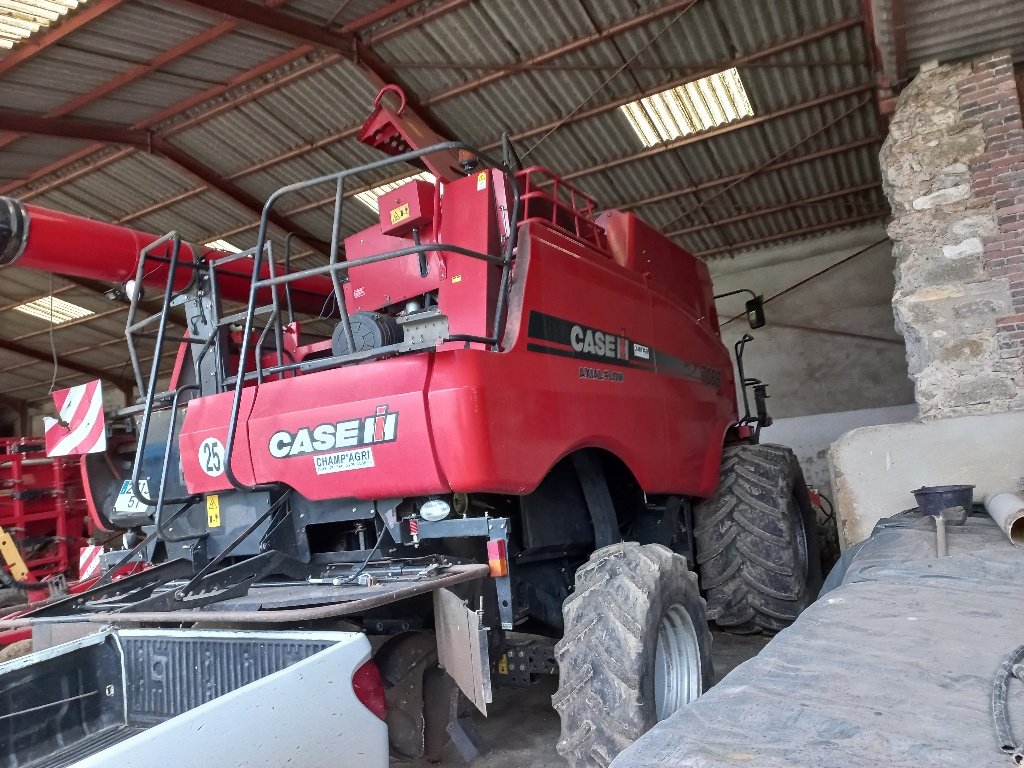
(114, 479), (152, 514)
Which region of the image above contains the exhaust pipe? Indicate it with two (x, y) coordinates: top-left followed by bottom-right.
(984, 492), (1024, 546)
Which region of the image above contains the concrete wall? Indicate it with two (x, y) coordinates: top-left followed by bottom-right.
(830, 410), (1024, 548)
(760, 404), (918, 498)
(709, 224), (915, 419)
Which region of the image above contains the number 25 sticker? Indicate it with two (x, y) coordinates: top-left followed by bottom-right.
(199, 437), (225, 477)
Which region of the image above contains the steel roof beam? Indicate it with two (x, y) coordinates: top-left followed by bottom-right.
(201, 84), (876, 231)
(175, 0), (358, 55)
(421, 0), (700, 107)
(340, 0), (424, 33)
(0, 112), (327, 250)
(890, 0), (909, 83)
(362, 0), (476, 41)
(211, 12), (870, 191)
(0, 337), (134, 392)
(177, 0), (456, 153)
(0, 111), (149, 146)
(0, 0), (127, 78)
(560, 84), (875, 182)
(666, 182), (882, 237)
(691, 209), (890, 258)
(495, 16), (866, 149)
(614, 135), (883, 211)
(150, 137), (331, 252)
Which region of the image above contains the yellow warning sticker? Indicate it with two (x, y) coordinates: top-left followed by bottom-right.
(389, 203), (411, 225)
(476, 171), (487, 191)
(452, 275), (462, 284)
(206, 494), (221, 528)
(497, 654), (508, 675)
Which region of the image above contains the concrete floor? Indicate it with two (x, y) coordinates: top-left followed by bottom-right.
(395, 631), (770, 767)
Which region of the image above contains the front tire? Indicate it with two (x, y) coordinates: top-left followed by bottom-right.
(553, 543), (712, 768)
(694, 443), (823, 634)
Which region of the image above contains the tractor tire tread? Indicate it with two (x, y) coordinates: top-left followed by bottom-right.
(554, 543), (712, 768)
(694, 444), (823, 634)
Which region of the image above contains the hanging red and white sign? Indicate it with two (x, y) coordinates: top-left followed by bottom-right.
(44, 380), (107, 457)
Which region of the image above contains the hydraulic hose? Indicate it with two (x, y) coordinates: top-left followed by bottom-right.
(992, 643), (1024, 758)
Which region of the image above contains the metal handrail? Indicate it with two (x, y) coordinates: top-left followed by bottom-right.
(221, 140), (522, 494)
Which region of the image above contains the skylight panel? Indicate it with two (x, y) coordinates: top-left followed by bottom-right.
(204, 239), (243, 253)
(12, 296), (94, 324)
(620, 68), (754, 148)
(0, 1), (85, 50)
(355, 172), (436, 213)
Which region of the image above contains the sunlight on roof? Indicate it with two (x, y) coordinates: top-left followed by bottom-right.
(0, 1), (86, 50)
(12, 295), (94, 324)
(355, 172), (436, 213)
(620, 68), (754, 147)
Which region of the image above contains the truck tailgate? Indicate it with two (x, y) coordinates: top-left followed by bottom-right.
(0, 629), (387, 768)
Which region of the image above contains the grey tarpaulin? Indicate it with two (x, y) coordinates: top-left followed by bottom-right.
(613, 512), (1024, 767)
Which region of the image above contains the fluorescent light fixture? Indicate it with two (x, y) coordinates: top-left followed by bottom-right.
(355, 172), (436, 213)
(12, 296), (94, 324)
(0, 1), (85, 50)
(204, 239), (243, 253)
(620, 68), (754, 148)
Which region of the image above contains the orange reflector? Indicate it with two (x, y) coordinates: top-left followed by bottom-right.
(486, 539), (508, 577)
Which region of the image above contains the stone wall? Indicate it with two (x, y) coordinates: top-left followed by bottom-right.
(879, 52), (1024, 418)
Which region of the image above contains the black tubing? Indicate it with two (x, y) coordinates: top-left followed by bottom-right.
(993, 644), (1024, 753)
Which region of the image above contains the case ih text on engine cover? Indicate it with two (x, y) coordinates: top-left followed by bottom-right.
(0, 84), (822, 768)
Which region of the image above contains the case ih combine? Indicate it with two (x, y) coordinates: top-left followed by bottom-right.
(0, 87), (821, 767)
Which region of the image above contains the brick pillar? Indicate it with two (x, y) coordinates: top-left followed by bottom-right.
(880, 51), (1024, 418)
(959, 52), (1024, 361)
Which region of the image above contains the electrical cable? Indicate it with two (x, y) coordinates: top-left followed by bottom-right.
(47, 272), (60, 396)
(335, 522), (390, 585)
(519, 1), (699, 162)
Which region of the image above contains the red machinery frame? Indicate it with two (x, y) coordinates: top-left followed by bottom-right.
(0, 438), (90, 585)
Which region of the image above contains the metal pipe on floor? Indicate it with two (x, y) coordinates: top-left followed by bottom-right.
(935, 515), (947, 557)
(984, 493), (1024, 546)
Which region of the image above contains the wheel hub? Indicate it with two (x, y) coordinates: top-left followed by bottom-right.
(653, 602), (703, 721)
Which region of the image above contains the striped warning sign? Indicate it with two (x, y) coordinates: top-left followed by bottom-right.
(78, 544), (104, 581)
(44, 380), (107, 457)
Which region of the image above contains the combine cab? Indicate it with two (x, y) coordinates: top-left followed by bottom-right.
(0, 86), (821, 767)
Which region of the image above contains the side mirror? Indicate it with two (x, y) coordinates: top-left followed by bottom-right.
(745, 295), (766, 329)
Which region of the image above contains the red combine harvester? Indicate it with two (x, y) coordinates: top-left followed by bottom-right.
(0, 87), (821, 767)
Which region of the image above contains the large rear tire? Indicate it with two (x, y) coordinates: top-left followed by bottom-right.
(553, 543), (712, 768)
(694, 443), (823, 634)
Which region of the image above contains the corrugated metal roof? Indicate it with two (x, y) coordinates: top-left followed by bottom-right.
(0, 0), (81, 49)
(0, 0), (910, 404)
(872, 0), (1024, 81)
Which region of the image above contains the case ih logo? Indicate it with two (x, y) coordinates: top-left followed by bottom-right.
(569, 324), (629, 362)
(269, 405), (398, 459)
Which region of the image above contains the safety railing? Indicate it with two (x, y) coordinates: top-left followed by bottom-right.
(221, 141), (522, 494)
(516, 166), (607, 252)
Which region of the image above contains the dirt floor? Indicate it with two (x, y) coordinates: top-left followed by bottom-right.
(395, 631), (770, 767)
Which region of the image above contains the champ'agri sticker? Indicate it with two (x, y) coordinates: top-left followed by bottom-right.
(476, 171), (487, 191)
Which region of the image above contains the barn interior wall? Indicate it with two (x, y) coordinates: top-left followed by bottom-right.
(708, 224), (915, 499)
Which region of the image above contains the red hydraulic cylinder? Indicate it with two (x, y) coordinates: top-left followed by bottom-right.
(0, 197), (334, 315)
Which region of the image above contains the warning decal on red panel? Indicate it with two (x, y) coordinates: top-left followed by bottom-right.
(78, 545), (103, 580)
(44, 381), (107, 457)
